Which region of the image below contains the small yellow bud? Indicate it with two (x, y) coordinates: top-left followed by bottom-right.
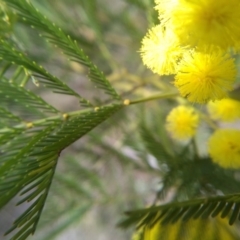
(26, 122), (34, 128)
(123, 99), (130, 105)
(62, 113), (69, 120)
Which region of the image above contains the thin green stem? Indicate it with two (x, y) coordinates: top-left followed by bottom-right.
(19, 75), (28, 87)
(20, 68), (37, 88)
(0, 91), (178, 133)
(128, 91), (179, 105)
(0, 102), (122, 133)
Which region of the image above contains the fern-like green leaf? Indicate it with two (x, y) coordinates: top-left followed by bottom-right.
(119, 193), (240, 230)
(0, 102), (123, 239)
(3, 0), (121, 101)
(0, 77), (59, 118)
(0, 107), (22, 127)
(0, 39), (92, 107)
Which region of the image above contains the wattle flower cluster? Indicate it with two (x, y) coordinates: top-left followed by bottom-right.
(140, 0), (240, 103)
(141, 0), (240, 169)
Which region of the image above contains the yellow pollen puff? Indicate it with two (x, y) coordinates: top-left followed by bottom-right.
(208, 129), (240, 169)
(166, 0), (240, 49)
(207, 98), (240, 122)
(166, 105), (199, 140)
(140, 24), (184, 75)
(155, 0), (178, 21)
(175, 48), (237, 103)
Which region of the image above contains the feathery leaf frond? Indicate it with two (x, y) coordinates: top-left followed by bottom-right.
(119, 193), (240, 229)
(0, 39), (92, 107)
(3, 0), (121, 101)
(0, 78), (59, 118)
(0, 102), (123, 239)
(0, 107), (22, 127)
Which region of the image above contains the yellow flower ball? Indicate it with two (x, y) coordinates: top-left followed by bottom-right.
(162, 0), (240, 49)
(140, 24), (184, 75)
(155, 0), (178, 23)
(208, 129), (240, 169)
(207, 98), (240, 122)
(174, 48), (237, 103)
(166, 105), (199, 140)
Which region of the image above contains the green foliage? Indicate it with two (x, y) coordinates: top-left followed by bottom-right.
(119, 193), (240, 227)
(119, 128), (240, 230)
(3, 0), (121, 102)
(0, 0), (125, 239)
(0, 69), (122, 239)
(120, 121), (240, 234)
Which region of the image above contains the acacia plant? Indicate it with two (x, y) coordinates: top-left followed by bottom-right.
(1, 0), (240, 240)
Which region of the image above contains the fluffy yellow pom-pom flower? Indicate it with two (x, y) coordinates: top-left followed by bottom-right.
(207, 98), (240, 122)
(155, 0), (178, 23)
(140, 24), (183, 75)
(208, 129), (240, 169)
(161, 0), (240, 49)
(166, 105), (199, 140)
(175, 48), (237, 103)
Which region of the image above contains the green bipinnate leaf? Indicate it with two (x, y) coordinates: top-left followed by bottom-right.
(0, 1), (124, 239)
(119, 193), (240, 230)
(0, 102), (123, 240)
(2, 0), (121, 102)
